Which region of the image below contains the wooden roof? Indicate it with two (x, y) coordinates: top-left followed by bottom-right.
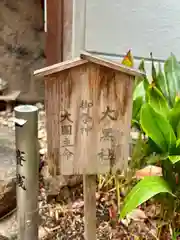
(34, 51), (146, 78)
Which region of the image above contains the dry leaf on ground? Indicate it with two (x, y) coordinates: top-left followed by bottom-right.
(135, 165), (162, 179)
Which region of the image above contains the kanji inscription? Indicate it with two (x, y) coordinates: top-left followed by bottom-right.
(16, 173), (26, 191)
(100, 106), (118, 121)
(60, 109), (74, 161)
(16, 149), (25, 166)
(60, 110), (73, 123)
(80, 100), (93, 135)
(62, 148), (74, 161)
(61, 125), (72, 135)
(100, 128), (115, 144)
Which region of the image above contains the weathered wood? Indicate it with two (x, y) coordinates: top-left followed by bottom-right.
(45, 62), (134, 175)
(34, 58), (87, 78)
(80, 51), (145, 77)
(46, 0), (63, 65)
(0, 91), (21, 112)
(83, 175), (96, 240)
(34, 51), (145, 78)
(0, 91), (20, 101)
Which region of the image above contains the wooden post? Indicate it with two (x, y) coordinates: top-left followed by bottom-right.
(83, 175), (97, 240)
(34, 51), (145, 240)
(46, 0), (63, 65)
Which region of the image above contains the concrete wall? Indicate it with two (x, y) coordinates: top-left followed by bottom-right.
(73, 0), (180, 73)
(0, 0), (45, 102)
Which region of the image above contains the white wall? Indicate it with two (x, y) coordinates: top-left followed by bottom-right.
(72, 0), (180, 73)
(85, 0), (180, 59)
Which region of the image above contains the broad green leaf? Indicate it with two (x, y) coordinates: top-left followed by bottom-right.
(176, 139), (180, 148)
(168, 99), (180, 134)
(132, 96), (143, 120)
(134, 60), (149, 92)
(140, 103), (176, 152)
(133, 81), (145, 100)
(120, 176), (172, 219)
(147, 85), (169, 117)
(169, 155), (180, 164)
(131, 119), (140, 128)
(177, 120), (180, 139)
(164, 54), (180, 107)
(156, 63), (169, 102)
(134, 60), (146, 88)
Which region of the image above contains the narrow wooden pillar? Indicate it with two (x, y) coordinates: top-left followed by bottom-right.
(46, 0), (63, 65)
(83, 175), (97, 240)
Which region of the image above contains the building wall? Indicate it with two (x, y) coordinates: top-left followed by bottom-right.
(73, 0), (180, 73)
(0, 0), (45, 102)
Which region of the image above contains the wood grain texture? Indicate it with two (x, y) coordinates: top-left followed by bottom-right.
(34, 58), (87, 78)
(83, 175), (97, 240)
(80, 51), (145, 77)
(46, 0), (63, 65)
(45, 62), (133, 175)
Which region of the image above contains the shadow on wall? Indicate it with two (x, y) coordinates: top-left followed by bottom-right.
(0, 0), (46, 103)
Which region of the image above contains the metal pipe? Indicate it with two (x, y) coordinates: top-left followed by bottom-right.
(44, 0), (47, 32)
(14, 105), (39, 240)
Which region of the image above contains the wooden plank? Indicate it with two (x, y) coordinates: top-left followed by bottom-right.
(45, 77), (61, 175)
(0, 91), (20, 101)
(46, 0), (63, 65)
(34, 50), (145, 78)
(80, 51), (145, 77)
(33, 58), (87, 78)
(45, 62), (134, 175)
(83, 175), (97, 240)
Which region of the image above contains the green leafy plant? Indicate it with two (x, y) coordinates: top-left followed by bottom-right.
(120, 54), (180, 234)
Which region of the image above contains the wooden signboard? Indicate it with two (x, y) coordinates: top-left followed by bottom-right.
(34, 51), (144, 176)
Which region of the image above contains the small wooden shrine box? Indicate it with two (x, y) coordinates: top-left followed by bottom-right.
(34, 51), (145, 175)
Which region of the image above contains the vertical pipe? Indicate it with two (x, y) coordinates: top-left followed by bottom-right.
(44, 0), (47, 32)
(15, 105), (39, 240)
(72, 0), (86, 58)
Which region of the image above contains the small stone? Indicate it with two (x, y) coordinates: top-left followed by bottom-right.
(45, 175), (67, 197)
(0, 112), (6, 117)
(7, 113), (12, 118)
(39, 142), (47, 151)
(38, 129), (46, 139)
(39, 148), (47, 155)
(36, 102), (44, 110)
(7, 122), (14, 129)
(39, 226), (47, 239)
(39, 110), (45, 117)
(40, 165), (50, 179)
(72, 200), (84, 209)
(7, 117), (14, 123)
(2, 120), (8, 126)
(0, 78), (8, 91)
